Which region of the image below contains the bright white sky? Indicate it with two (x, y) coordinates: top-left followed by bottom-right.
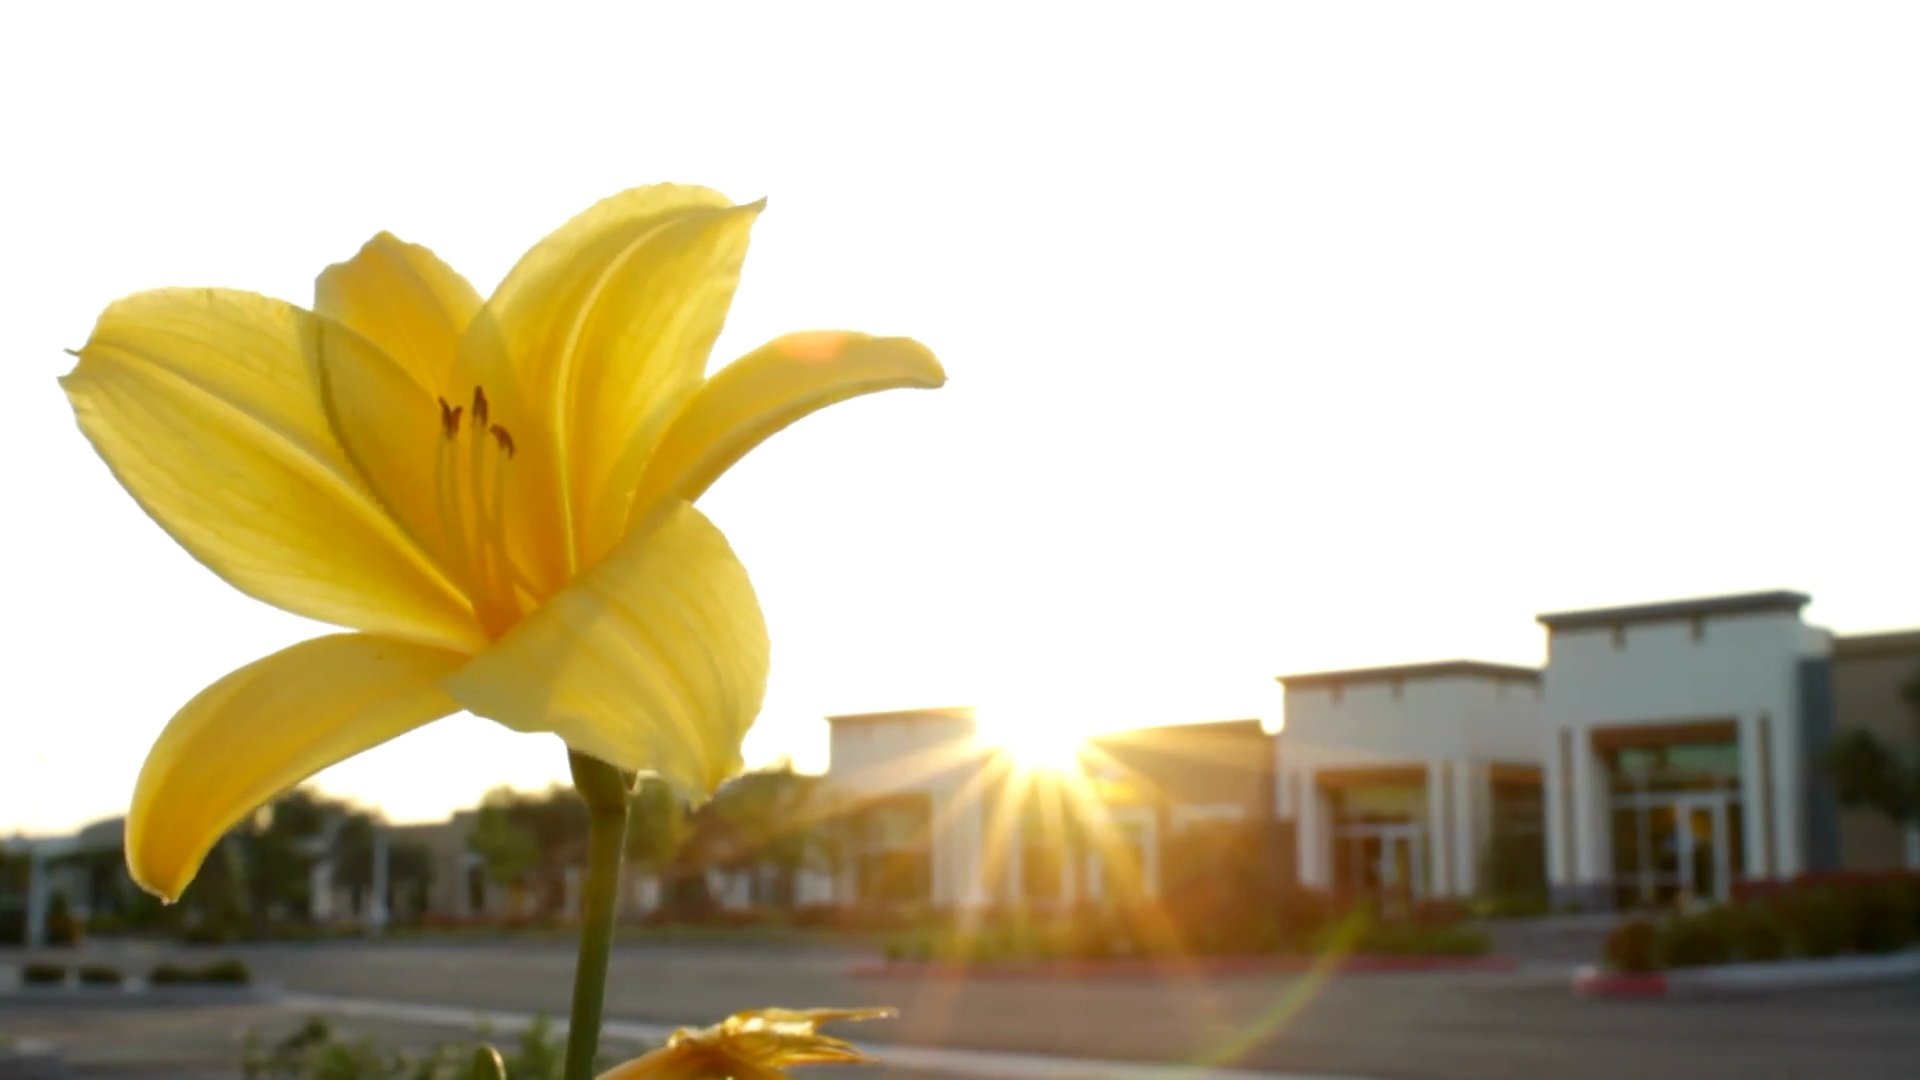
(5, 3), (1918, 835)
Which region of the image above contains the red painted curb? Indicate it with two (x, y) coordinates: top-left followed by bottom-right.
(852, 953), (1518, 980)
(1570, 968), (1669, 998)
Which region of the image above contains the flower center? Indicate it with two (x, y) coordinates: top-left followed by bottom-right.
(435, 385), (532, 636)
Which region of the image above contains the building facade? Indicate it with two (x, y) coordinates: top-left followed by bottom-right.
(10, 589), (1917, 941)
(818, 708), (1279, 911)
(1277, 662), (1544, 901)
(1538, 592), (1828, 908)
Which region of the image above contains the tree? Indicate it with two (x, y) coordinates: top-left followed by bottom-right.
(469, 792), (542, 915)
(687, 766), (826, 909)
(625, 776), (690, 870)
(1824, 670), (1920, 856)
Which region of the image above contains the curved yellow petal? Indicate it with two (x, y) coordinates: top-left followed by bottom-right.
(62, 290), (485, 651)
(128, 633), (469, 901)
(595, 1008), (893, 1079)
(629, 333), (945, 530)
(312, 235), (505, 616)
(314, 231), (481, 394)
(452, 186), (762, 586)
(445, 502), (767, 800)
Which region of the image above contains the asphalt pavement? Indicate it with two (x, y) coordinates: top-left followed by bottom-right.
(4, 937), (1919, 1078)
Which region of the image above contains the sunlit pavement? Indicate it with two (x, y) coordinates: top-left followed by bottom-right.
(7, 938), (1920, 1078)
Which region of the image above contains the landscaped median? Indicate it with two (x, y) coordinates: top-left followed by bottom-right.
(857, 891), (1511, 979)
(1574, 949), (1920, 998)
(1573, 871), (1920, 999)
(858, 951), (1516, 980)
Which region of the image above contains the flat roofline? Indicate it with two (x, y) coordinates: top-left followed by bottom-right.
(1090, 718), (1267, 743)
(1537, 590), (1811, 631)
(1831, 628), (1920, 659)
(1276, 660), (1540, 690)
(826, 705), (975, 726)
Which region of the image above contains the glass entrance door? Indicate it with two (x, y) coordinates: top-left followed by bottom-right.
(1678, 797), (1730, 905)
(1619, 791), (1735, 906)
(1378, 824), (1425, 901)
(1335, 823), (1427, 901)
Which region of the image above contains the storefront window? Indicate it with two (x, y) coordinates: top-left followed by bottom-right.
(1602, 732), (1742, 907)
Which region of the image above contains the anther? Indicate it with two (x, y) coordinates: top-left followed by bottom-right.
(437, 397), (465, 439)
(490, 424), (517, 459)
(472, 385), (490, 429)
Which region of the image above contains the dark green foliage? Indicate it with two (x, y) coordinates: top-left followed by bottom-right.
(1659, 910), (1734, 968)
(1350, 921), (1491, 957)
(1480, 828), (1547, 904)
(149, 958), (251, 985)
(45, 890), (82, 947)
(880, 888), (1487, 965)
(241, 1015), (572, 1079)
(1614, 874), (1920, 970)
(1728, 902), (1788, 962)
(20, 962), (66, 985)
(1822, 670), (1920, 831)
(1851, 884), (1915, 954)
(1604, 918), (1659, 973)
(77, 964), (125, 986)
(1789, 889), (1854, 958)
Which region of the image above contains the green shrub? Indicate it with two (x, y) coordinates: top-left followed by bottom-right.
(148, 959), (251, 985)
(1417, 925), (1493, 956)
(1349, 921), (1485, 956)
(21, 962), (66, 985)
(1475, 893), (1552, 919)
(77, 964), (125, 986)
(1660, 910), (1734, 969)
(241, 1015), (570, 1079)
(45, 891), (82, 947)
(1790, 889), (1854, 958)
(1605, 917), (1659, 973)
(148, 962), (192, 985)
(1728, 902), (1788, 962)
(198, 959), (251, 984)
(1850, 884), (1914, 954)
(85, 912), (127, 936)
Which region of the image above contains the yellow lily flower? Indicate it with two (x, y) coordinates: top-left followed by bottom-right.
(597, 1008), (894, 1079)
(62, 186), (943, 902)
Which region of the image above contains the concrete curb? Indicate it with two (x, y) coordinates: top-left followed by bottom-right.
(0, 1039), (65, 1080)
(1572, 949), (1920, 998)
(855, 953), (1518, 980)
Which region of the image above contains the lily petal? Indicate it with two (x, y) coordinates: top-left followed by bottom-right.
(128, 633), (469, 901)
(446, 501), (767, 799)
(456, 186), (762, 576)
(596, 1008), (894, 1079)
(314, 231), (481, 394)
(63, 290), (485, 651)
(629, 333), (946, 529)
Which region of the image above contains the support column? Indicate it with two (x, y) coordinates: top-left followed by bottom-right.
(1544, 729), (1569, 886)
(1451, 759), (1479, 896)
(1738, 713), (1770, 879)
(309, 859), (334, 922)
(368, 828), (389, 936)
(1297, 772), (1327, 888)
(930, 790), (951, 906)
(1003, 819), (1024, 905)
(1140, 814), (1161, 899)
(960, 799), (988, 909)
(1426, 761), (1452, 897)
(24, 847), (48, 947)
(1570, 727), (1602, 883)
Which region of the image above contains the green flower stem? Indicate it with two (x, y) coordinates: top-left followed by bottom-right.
(564, 751), (631, 1080)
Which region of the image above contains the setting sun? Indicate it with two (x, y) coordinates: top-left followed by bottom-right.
(976, 715), (1085, 771)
